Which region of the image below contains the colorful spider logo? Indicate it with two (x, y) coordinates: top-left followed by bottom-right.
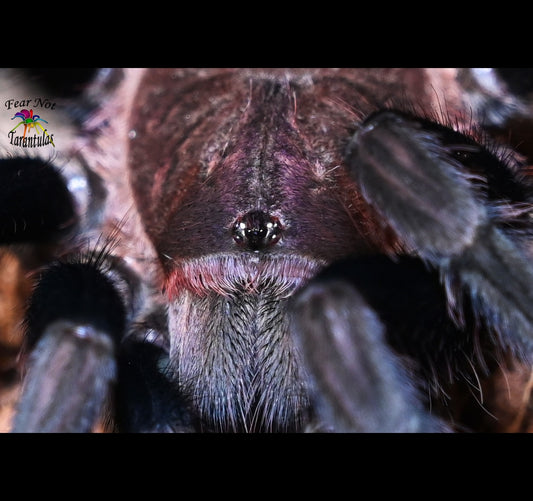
(10, 109), (55, 147)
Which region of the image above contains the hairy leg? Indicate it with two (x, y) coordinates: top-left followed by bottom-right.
(290, 256), (453, 432)
(346, 109), (533, 358)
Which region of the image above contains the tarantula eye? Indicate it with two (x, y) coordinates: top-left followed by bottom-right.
(232, 210), (282, 250)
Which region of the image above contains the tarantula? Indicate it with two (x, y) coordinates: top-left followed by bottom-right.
(0, 68), (532, 433)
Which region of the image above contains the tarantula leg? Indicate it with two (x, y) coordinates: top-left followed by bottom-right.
(11, 261), (126, 433)
(290, 258), (451, 432)
(346, 110), (533, 356)
(115, 318), (195, 433)
(457, 68), (533, 128)
(0, 158), (76, 244)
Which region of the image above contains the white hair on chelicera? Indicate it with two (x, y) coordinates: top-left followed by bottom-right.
(165, 252), (327, 299)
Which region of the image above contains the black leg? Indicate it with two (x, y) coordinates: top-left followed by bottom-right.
(0, 158), (76, 244)
(11, 260), (126, 432)
(115, 313), (195, 433)
(291, 255), (453, 432)
(346, 109), (533, 359)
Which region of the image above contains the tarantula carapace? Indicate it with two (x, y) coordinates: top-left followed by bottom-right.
(0, 68), (533, 433)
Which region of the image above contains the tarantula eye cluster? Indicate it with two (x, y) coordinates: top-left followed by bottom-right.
(232, 210), (282, 251)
